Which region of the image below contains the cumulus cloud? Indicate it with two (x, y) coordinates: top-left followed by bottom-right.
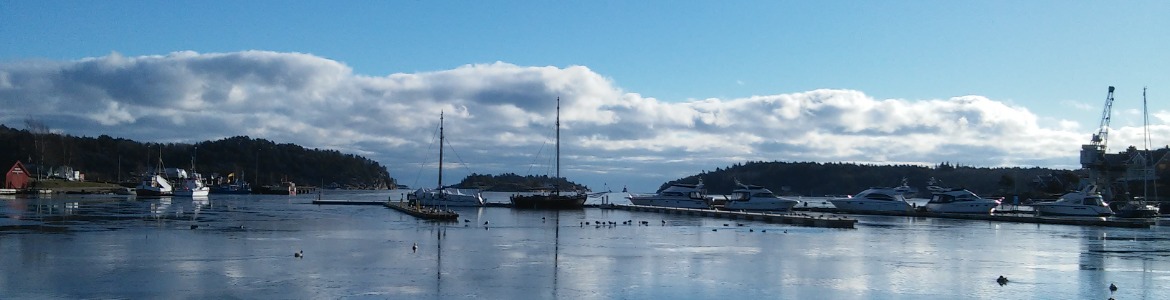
(1, 51), (1162, 191)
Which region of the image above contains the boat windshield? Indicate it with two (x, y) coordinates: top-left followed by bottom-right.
(1083, 196), (1104, 206)
(864, 193), (897, 201)
(729, 191), (750, 201)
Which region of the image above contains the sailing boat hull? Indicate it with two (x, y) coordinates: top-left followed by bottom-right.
(510, 194), (587, 209)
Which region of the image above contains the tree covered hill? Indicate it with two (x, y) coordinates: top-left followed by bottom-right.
(454, 173), (589, 192)
(661, 161), (1089, 200)
(0, 124), (393, 189)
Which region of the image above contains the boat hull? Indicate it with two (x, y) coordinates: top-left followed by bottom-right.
(628, 196), (711, 209)
(723, 198), (800, 211)
(135, 188), (172, 197)
(174, 188), (210, 197)
(511, 194), (586, 209)
(828, 199), (912, 213)
(412, 188), (484, 207)
(1031, 204), (1113, 216)
(924, 202), (999, 214)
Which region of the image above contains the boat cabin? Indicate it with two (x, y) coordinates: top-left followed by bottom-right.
(729, 189), (777, 201)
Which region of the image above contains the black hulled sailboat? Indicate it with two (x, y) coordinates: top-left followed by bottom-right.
(510, 97), (588, 209)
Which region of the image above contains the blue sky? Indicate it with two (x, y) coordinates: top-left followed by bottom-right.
(2, 1), (1169, 191)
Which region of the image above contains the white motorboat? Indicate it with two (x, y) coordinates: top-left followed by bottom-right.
(405, 112), (485, 207)
(628, 181), (713, 209)
(828, 187), (913, 213)
(923, 188), (1000, 214)
(1030, 185), (1113, 217)
(723, 181), (800, 211)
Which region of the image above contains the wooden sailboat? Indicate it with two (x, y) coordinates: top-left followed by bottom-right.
(510, 97), (588, 209)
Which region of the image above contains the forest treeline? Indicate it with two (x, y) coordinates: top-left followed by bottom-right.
(454, 173), (588, 192)
(0, 124), (394, 189)
(660, 161), (1125, 200)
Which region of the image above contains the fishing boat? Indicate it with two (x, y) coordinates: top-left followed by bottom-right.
(173, 153), (210, 197)
(722, 181), (800, 211)
(210, 173), (252, 194)
(409, 111), (485, 207)
(136, 147), (173, 197)
(510, 97), (588, 209)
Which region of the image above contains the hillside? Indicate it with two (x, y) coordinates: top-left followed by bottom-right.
(0, 125), (394, 189)
(660, 161), (1096, 200)
(455, 173), (589, 192)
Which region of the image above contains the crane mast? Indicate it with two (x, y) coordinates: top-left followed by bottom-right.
(1080, 86), (1115, 169)
(1078, 86), (1117, 202)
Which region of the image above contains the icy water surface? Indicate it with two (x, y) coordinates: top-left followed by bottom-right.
(2, 190), (1169, 299)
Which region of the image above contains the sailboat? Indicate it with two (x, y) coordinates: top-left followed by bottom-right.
(408, 112), (485, 207)
(510, 97), (588, 209)
(1115, 87), (1159, 218)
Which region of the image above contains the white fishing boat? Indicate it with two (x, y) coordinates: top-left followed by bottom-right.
(723, 181), (800, 212)
(828, 187), (913, 213)
(628, 181), (713, 209)
(923, 188), (1000, 214)
(407, 111), (485, 207)
(174, 174), (210, 197)
(1030, 185), (1113, 217)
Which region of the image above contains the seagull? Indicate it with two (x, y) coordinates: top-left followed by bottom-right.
(996, 275), (1008, 286)
(294, 250), (303, 258)
(1110, 283), (1117, 294)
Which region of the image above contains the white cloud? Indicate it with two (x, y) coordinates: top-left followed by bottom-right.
(3, 51), (1164, 191)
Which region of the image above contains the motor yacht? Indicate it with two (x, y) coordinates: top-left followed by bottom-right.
(723, 181), (799, 212)
(628, 181), (713, 209)
(1030, 185), (1113, 216)
(923, 188), (1000, 214)
(828, 187), (913, 213)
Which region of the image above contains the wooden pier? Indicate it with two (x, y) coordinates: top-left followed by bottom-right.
(605, 204), (857, 229)
(384, 202), (459, 221)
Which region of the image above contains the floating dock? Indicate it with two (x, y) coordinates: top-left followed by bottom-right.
(384, 202), (459, 221)
(799, 208), (1151, 228)
(606, 204), (857, 229)
(311, 199), (385, 205)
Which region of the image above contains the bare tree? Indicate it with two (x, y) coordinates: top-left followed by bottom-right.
(24, 119), (49, 180)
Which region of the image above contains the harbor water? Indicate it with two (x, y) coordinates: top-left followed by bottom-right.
(2, 190), (1169, 299)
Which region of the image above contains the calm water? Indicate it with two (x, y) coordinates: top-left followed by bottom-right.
(2, 190), (1168, 299)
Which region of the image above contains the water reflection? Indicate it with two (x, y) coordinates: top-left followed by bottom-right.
(1, 190), (1169, 299)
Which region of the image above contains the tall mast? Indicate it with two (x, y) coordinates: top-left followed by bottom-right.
(438, 111), (444, 189)
(555, 97), (561, 180)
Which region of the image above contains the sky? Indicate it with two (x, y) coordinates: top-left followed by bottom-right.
(2, 1), (1169, 192)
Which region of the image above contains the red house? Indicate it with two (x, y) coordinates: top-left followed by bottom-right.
(6, 161), (30, 189)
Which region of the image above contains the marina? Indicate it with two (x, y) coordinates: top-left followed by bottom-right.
(2, 190), (1170, 299)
